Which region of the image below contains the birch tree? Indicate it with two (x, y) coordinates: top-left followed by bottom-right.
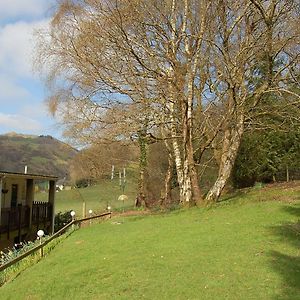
(36, 0), (300, 205)
(36, 0), (214, 205)
(204, 0), (300, 202)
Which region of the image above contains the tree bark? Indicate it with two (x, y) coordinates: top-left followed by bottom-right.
(135, 130), (147, 207)
(168, 99), (194, 205)
(186, 138), (202, 204)
(205, 113), (244, 202)
(160, 151), (173, 207)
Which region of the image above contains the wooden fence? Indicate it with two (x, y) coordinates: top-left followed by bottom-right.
(0, 202), (53, 240)
(0, 206), (30, 239)
(0, 211), (111, 272)
(32, 202), (52, 226)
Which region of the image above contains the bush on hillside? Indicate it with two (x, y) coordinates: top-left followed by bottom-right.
(54, 211), (73, 232)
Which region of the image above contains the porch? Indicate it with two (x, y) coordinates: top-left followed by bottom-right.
(0, 171), (57, 248)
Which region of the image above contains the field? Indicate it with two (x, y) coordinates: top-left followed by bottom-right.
(35, 178), (138, 217)
(1, 183), (300, 299)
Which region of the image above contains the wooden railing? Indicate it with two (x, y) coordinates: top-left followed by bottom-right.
(0, 202), (53, 239)
(0, 212), (111, 272)
(0, 206), (30, 239)
(32, 202), (53, 228)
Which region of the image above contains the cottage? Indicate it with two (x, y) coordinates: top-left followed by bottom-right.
(0, 171), (57, 250)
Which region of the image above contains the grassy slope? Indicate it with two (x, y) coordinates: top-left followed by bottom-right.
(1, 186), (300, 299)
(36, 178), (137, 217)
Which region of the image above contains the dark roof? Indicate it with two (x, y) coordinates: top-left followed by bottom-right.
(0, 171), (58, 181)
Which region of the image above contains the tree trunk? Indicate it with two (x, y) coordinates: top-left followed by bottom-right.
(186, 138), (202, 204)
(181, 158), (193, 205)
(135, 130), (147, 208)
(160, 152), (173, 207)
(168, 100), (193, 205)
(170, 136), (193, 205)
(135, 169), (146, 208)
(183, 61), (203, 205)
(205, 114), (244, 203)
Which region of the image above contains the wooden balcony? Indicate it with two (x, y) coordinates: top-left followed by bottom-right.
(0, 202), (53, 240)
(32, 201), (53, 229)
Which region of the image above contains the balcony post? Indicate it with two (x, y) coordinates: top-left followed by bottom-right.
(17, 204), (22, 243)
(26, 179), (34, 230)
(48, 180), (56, 234)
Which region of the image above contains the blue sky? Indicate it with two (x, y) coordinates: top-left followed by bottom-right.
(0, 0), (62, 138)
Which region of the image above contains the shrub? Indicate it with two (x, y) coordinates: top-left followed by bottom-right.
(54, 211), (72, 232)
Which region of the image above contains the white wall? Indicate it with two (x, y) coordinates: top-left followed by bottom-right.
(1, 177), (26, 208)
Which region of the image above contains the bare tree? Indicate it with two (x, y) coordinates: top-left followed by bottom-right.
(70, 141), (137, 183)
(36, 0), (300, 206)
(203, 0), (300, 202)
(36, 0), (213, 205)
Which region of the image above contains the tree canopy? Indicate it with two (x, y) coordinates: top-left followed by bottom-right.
(36, 0), (300, 205)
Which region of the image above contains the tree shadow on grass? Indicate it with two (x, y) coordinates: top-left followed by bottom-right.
(268, 250), (300, 300)
(268, 203), (300, 300)
(218, 188), (253, 203)
(281, 205), (300, 218)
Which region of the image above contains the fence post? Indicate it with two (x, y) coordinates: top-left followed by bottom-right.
(37, 230), (44, 258)
(82, 202), (86, 218)
(71, 211), (76, 230)
(88, 210), (93, 225)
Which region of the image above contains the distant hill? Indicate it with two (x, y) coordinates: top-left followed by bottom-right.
(0, 133), (78, 179)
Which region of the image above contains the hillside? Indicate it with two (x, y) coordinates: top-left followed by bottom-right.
(36, 175), (138, 216)
(0, 132), (78, 178)
(1, 184), (299, 299)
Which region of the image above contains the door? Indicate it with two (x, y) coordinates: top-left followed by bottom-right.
(11, 184), (18, 208)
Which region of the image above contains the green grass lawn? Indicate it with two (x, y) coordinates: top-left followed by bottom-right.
(35, 179), (137, 218)
(1, 184), (299, 299)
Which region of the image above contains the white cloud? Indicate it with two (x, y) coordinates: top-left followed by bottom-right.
(0, 19), (50, 79)
(0, 75), (30, 102)
(0, 0), (51, 20)
(0, 112), (43, 132)
(20, 102), (49, 119)
(0, 1), (61, 138)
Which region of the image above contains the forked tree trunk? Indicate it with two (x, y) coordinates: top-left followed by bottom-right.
(183, 56), (203, 205)
(205, 114), (244, 203)
(172, 141), (194, 205)
(168, 100), (193, 205)
(170, 135), (194, 205)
